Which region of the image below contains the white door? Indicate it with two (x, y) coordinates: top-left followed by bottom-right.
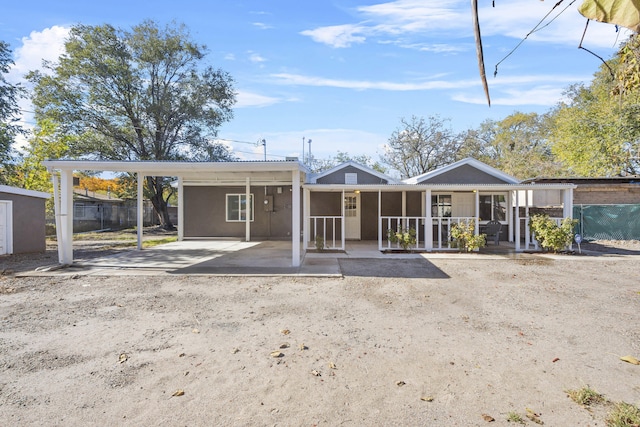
(344, 193), (361, 240)
(0, 201), (9, 255)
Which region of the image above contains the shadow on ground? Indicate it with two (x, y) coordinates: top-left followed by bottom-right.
(338, 258), (449, 279)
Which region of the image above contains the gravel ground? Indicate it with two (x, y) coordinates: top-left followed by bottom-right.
(0, 239), (639, 426)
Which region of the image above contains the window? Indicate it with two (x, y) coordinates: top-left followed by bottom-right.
(479, 194), (506, 221)
(74, 203), (86, 219)
(344, 195), (357, 217)
(226, 194), (254, 222)
(345, 173), (358, 185)
(431, 195), (452, 217)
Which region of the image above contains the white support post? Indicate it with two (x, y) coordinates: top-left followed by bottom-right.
(425, 189), (432, 251)
(177, 176), (184, 241)
(378, 190), (382, 250)
(524, 190), (530, 249)
(303, 188), (310, 250)
(563, 187), (573, 219)
(474, 190), (480, 234)
(401, 191), (406, 230)
(60, 169), (74, 264)
(245, 177), (251, 242)
(137, 173), (144, 250)
(291, 170), (301, 267)
(515, 190), (521, 251)
(507, 191), (513, 242)
(341, 189), (345, 252)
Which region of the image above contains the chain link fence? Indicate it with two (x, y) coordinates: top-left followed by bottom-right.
(573, 204), (640, 241)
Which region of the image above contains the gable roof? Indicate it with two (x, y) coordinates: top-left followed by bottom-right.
(0, 185), (51, 199)
(309, 161), (399, 184)
(402, 158), (519, 185)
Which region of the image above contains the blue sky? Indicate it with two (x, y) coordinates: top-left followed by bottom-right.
(2, 0), (631, 164)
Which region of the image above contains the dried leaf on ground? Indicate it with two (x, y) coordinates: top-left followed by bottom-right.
(270, 351), (284, 358)
(328, 362), (337, 369)
(118, 353), (128, 363)
(172, 389), (185, 397)
(526, 408), (544, 424)
(311, 369), (321, 376)
(482, 413), (495, 422)
(395, 380), (406, 386)
(421, 396), (434, 402)
(280, 329), (290, 335)
(279, 343), (289, 349)
(620, 355), (640, 365)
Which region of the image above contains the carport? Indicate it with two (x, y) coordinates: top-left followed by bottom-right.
(43, 160), (308, 267)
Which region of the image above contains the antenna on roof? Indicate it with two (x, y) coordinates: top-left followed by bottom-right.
(256, 138), (266, 160)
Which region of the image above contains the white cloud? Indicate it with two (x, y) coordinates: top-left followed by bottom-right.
(8, 26), (70, 149)
(271, 72), (480, 91)
(9, 25), (69, 81)
(248, 51), (267, 63)
(299, 0), (630, 50)
(300, 24), (367, 48)
(253, 22), (273, 30)
(453, 85), (567, 106)
(235, 90), (284, 108)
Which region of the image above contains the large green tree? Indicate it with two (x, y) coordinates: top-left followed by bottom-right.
(382, 115), (462, 179)
(28, 21), (236, 228)
(311, 151), (387, 174)
(0, 40), (24, 182)
(550, 36), (640, 177)
(478, 112), (562, 179)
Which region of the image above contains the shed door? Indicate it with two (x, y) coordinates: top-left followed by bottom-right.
(0, 201), (10, 255)
(344, 193), (361, 240)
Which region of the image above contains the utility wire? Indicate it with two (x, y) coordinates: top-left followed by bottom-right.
(494, 0), (576, 77)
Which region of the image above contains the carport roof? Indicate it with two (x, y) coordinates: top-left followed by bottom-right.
(43, 159), (309, 175)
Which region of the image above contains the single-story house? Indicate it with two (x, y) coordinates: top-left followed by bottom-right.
(0, 185), (51, 255)
(43, 158), (576, 266)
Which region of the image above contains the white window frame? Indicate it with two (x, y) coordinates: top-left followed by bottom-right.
(479, 193), (507, 222)
(225, 194), (254, 222)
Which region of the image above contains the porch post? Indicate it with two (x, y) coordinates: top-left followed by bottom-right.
(245, 177), (251, 242)
(378, 189), (382, 250)
(425, 189), (432, 251)
(291, 170), (301, 267)
(401, 191), (406, 230)
(303, 188), (310, 251)
(60, 169), (74, 264)
(474, 189), (480, 234)
(507, 190), (513, 242)
(515, 190), (521, 251)
(177, 176), (184, 241)
(137, 173), (144, 250)
(524, 189), (530, 249)
(341, 189), (345, 252)
(563, 187), (573, 219)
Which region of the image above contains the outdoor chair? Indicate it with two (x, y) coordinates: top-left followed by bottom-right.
(485, 220), (502, 245)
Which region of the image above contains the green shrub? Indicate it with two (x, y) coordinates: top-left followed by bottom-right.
(529, 214), (578, 253)
(387, 227), (417, 251)
(450, 220), (486, 252)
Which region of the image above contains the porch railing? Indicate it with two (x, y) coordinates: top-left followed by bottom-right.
(380, 216), (476, 251)
(308, 216), (344, 250)
(381, 216), (428, 251)
(432, 217), (475, 250)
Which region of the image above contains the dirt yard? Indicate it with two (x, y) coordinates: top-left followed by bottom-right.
(1, 244), (639, 425)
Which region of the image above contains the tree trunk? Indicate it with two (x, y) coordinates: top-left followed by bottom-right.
(146, 176), (175, 230)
